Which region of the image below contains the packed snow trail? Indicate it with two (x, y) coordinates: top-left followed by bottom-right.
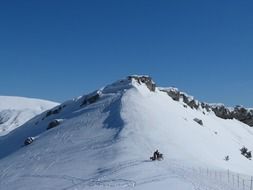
(1, 76), (253, 190)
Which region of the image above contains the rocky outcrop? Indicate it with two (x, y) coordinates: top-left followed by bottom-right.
(80, 91), (101, 107)
(194, 118), (203, 126)
(200, 102), (211, 112)
(160, 87), (253, 127)
(43, 106), (63, 119)
(163, 87), (180, 101)
(210, 105), (253, 126)
(47, 119), (63, 130)
(210, 104), (233, 119)
(24, 137), (34, 146)
(128, 75), (156, 92)
(161, 88), (202, 110)
(232, 106), (253, 126)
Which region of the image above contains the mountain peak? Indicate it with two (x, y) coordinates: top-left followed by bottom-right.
(93, 75), (156, 96)
(1, 76), (253, 190)
(127, 75), (156, 92)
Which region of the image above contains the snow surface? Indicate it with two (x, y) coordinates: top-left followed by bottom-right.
(0, 78), (253, 190)
(0, 96), (58, 136)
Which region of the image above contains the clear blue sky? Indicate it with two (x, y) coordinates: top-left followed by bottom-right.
(0, 0), (252, 107)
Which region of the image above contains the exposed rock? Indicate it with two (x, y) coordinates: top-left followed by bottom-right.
(46, 110), (52, 117)
(188, 100), (199, 109)
(162, 88), (180, 101)
(211, 105), (233, 119)
(128, 75), (156, 92)
(52, 106), (62, 114)
(47, 119), (63, 130)
(210, 105), (253, 126)
(161, 88), (200, 110)
(81, 91), (101, 106)
(201, 102), (211, 112)
(160, 87), (253, 127)
(45, 106), (62, 118)
(181, 94), (192, 105)
(232, 106), (253, 126)
(24, 137), (34, 146)
(193, 118), (203, 126)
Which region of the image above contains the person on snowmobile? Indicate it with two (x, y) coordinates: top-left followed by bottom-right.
(150, 149), (163, 161)
(246, 151), (252, 159)
(240, 146), (248, 155)
(154, 150), (160, 160)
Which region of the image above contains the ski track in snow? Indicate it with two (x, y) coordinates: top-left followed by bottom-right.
(18, 158), (243, 190)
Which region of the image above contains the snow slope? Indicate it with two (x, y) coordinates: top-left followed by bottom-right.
(0, 96), (58, 136)
(0, 76), (253, 190)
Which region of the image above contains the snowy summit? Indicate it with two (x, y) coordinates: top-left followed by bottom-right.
(0, 75), (253, 190)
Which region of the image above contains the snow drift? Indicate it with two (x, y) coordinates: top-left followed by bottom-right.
(0, 76), (253, 190)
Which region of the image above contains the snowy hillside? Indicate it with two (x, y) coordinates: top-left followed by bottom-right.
(0, 96), (58, 136)
(160, 87), (253, 127)
(0, 76), (253, 190)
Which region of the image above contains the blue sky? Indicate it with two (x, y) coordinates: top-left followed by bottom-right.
(0, 0), (252, 107)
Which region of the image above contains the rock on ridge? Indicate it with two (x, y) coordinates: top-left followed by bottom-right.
(128, 75), (156, 92)
(160, 87), (253, 127)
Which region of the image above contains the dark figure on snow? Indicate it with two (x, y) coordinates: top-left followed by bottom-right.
(225, 155), (229, 161)
(246, 151), (252, 159)
(240, 146), (248, 155)
(153, 150), (159, 160)
(150, 150), (163, 161)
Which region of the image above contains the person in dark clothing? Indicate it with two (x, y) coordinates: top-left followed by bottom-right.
(240, 146), (248, 155)
(153, 150), (159, 160)
(246, 151), (252, 159)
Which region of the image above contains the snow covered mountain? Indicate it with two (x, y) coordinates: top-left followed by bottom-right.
(0, 96), (58, 136)
(0, 76), (253, 190)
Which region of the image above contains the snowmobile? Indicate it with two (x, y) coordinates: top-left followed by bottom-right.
(150, 153), (163, 161)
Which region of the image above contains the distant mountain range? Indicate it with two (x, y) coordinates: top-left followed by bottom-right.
(0, 96), (58, 136)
